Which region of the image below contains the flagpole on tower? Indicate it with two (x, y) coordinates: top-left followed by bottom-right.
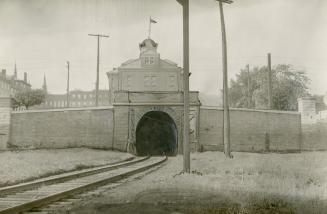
(148, 16), (151, 38)
(148, 17), (157, 38)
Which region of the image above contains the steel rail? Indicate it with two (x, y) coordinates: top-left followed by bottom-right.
(0, 156), (148, 197)
(0, 156), (167, 214)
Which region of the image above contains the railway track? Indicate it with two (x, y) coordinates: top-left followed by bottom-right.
(0, 156), (167, 214)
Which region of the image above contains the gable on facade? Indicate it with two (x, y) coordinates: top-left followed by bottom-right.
(107, 38), (183, 100)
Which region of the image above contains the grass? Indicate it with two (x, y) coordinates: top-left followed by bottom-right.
(0, 148), (132, 187)
(69, 151), (327, 214)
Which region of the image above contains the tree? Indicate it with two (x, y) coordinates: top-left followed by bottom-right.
(12, 89), (46, 109)
(229, 64), (310, 111)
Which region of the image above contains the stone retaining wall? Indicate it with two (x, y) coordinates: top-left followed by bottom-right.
(199, 107), (302, 152)
(10, 107), (114, 149)
(0, 98), (11, 150)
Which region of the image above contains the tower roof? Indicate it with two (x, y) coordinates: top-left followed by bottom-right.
(139, 38), (158, 53)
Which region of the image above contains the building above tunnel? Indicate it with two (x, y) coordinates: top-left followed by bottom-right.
(107, 38), (184, 104)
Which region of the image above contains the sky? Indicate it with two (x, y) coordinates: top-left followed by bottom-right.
(0, 0), (326, 95)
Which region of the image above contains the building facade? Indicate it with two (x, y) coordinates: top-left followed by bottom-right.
(0, 68), (31, 98)
(107, 38), (184, 104)
(298, 95), (327, 123)
(41, 90), (110, 109)
(107, 38), (201, 155)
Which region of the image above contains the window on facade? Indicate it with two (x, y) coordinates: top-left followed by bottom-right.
(144, 57), (155, 65)
(144, 75), (150, 87)
(126, 75), (132, 88)
(144, 75), (157, 88)
(144, 58), (149, 65)
(169, 75), (175, 88)
(151, 76), (156, 87)
(150, 57), (154, 64)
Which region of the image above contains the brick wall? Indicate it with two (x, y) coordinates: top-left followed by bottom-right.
(0, 98), (11, 150)
(199, 107), (301, 152)
(10, 107), (114, 149)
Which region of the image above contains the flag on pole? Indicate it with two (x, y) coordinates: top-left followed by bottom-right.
(148, 17), (157, 38)
(150, 17), (157, 24)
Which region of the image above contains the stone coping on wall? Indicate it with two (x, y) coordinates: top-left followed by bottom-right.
(113, 102), (200, 106)
(116, 90), (199, 94)
(200, 106), (300, 115)
(12, 106), (114, 114)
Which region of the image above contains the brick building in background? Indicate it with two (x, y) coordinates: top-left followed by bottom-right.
(0, 65), (30, 148)
(41, 89), (110, 109)
(37, 75), (110, 109)
(0, 65), (31, 98)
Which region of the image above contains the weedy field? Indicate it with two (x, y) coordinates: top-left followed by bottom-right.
(0, 148), (132, 187)
(69, 151), (327, 214)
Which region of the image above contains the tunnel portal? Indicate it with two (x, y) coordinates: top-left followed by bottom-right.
(135, 111), (178, 156)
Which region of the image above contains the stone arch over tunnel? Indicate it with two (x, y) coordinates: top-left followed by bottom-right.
(136, 111), (178, 156)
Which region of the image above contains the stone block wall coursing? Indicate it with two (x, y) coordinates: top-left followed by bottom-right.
(9, 105), (304, 153)
(113, 106), (130, 151)
(199, 107), (301, 152)
(0, 98), (11, 150)
(10, 107), (114, 149)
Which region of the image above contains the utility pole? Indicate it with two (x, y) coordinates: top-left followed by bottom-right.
(176, 0), (190, 173)
(66, 61), (70, 108)
(88, 34), (109, 106)
(247, 64), (251, 108)
(267, 53), (273, 109)
(216, 0), (233, 158)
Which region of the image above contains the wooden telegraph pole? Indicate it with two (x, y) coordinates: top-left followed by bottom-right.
(66, 61), (70, 108)
(247, 64), (251, 108)
(267, 53), (273, 109)
(216, 0), (233, 158)
(176, 0), (190, 173)
(88, 34), (109, 107)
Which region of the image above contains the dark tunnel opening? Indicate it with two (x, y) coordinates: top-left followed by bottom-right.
(136, 111), (177, 156)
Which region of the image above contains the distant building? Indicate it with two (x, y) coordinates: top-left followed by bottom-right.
(298, 97), (317, 123)
(0, 65), (31, 98)
(37, 76), (109, 109)
(298, 94), (327, 123)
(323, 92), (327, 108)
(40, 89), (110, 109)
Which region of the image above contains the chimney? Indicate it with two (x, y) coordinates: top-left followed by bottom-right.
(24, 72), (27, 82)
(1, 69), (6, 78)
